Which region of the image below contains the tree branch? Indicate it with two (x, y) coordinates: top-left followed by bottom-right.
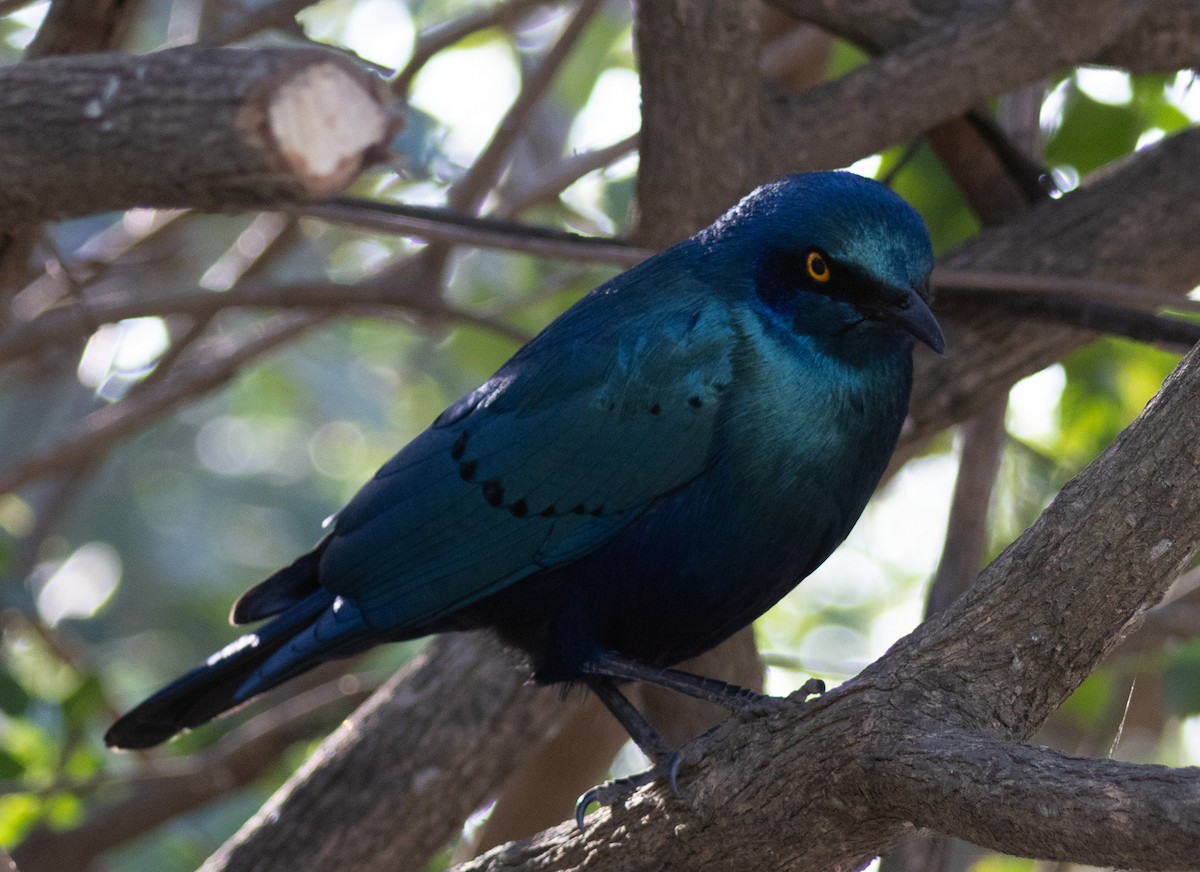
(766, 0), (1200, 72)
(0, 46), (398, 230)
(391, 0), (553, 96)
(0, 313), (322, 495)
(762, 0), (1170, 175)
(881, 730), (1200, 869)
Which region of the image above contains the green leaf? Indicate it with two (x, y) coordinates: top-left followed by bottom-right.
(0, 748), (24, 780)
(0, 670), (30, 716)
(1164, 639), (1200, 716)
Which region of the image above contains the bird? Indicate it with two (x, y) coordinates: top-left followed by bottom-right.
(106, 171), (943, 816)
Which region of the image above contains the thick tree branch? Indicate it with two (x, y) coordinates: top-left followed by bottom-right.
(763, 0), (1182, 175)
(0, 46), (398, 230)
(880, 730), (1200, 868)
(766, 0), (1200, 72)
(633, 0), (764, 245)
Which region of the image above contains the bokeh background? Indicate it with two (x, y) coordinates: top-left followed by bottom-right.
(1, 2), (1198, 870)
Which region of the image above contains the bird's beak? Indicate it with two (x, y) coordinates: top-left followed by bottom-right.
(877, 291), (945, 354)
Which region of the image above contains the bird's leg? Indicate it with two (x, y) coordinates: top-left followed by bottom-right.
(584, 650), (818, 717)
(575, 676), (683, 829)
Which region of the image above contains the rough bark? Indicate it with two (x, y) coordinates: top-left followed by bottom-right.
(0, 46), (398, 230)
(632, 0), (764, 246)
(761, 0), (1198, 176)
(767, 0), (1200, 70)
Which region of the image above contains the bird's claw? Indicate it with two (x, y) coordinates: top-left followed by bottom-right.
(798, 677), (826, 698)
(574, 752), (684, 831)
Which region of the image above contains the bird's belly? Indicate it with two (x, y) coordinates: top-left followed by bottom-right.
(539, 474), (844, 672)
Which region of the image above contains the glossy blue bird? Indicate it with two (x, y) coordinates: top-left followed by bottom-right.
(106, 172), (942, 804)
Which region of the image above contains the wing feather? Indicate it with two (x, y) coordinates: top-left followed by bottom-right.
(320, 289), (736, 631)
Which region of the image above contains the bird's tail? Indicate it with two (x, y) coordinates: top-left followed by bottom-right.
(105, 585), (372, 750)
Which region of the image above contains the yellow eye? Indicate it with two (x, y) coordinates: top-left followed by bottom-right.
(806, 251), (831, 283)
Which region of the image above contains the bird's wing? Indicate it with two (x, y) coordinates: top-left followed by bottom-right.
(319, 291), (737, 631)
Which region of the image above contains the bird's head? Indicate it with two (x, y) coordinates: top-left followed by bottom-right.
(698, 172), (944, 355)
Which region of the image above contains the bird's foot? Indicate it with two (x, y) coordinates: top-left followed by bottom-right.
(574, 752), (684, 831)
(734, 677), (824, 721)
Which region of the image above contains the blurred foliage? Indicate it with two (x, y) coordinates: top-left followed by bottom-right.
(0, 1), (1196, 871)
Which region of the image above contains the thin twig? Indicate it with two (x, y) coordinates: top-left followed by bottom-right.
(304, 198), (649, 266)
(199, 0), (323, 45)
(946, 288), (1200, 350)
(0, 313), (323, 495)
(925, 402), (1008, 616)
(391, 0), (554, 95)
(449, 0), (605, 213)
(493, 133), (640, 218)
(0, 277), (531, 365)
(934, 267), (1200, 314)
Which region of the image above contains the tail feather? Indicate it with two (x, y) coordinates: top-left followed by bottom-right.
(231, 540), (327, 625)
(105, 590), (349, 749)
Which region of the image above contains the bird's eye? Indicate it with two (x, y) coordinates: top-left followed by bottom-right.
(805, 251), (831, 283)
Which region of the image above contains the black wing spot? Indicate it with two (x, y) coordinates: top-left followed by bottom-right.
(450, 431), (469, 460)
(539, 505), (557, 518)
(687, 395), (704, 409)
(482, 480), (505, 506)
(571, 503), (589, 515)
(509, 498), (529, 517)
(459, 460), (478, 481)
(648, 403), (661, 415)
(590, 505), (605, 517)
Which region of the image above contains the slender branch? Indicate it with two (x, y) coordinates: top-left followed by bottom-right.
(943, 289), (1200, 350)
(391, 0), (554, 95)
(25, 0), (136, 58)
(0, 276), (530, 366)
(493, 134), (640, 218)
(199, 0), (325, 46)
(925, 403), (1007, 616)
(0, 313), (322, 496)
(933, 267), (1199, 314)
(303, 199), (649, 266)
(448, 0), (605, 214)
(0, 0), (37, 16)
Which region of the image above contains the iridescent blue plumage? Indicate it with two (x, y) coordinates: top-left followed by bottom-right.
(106, 172), (942, 755)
